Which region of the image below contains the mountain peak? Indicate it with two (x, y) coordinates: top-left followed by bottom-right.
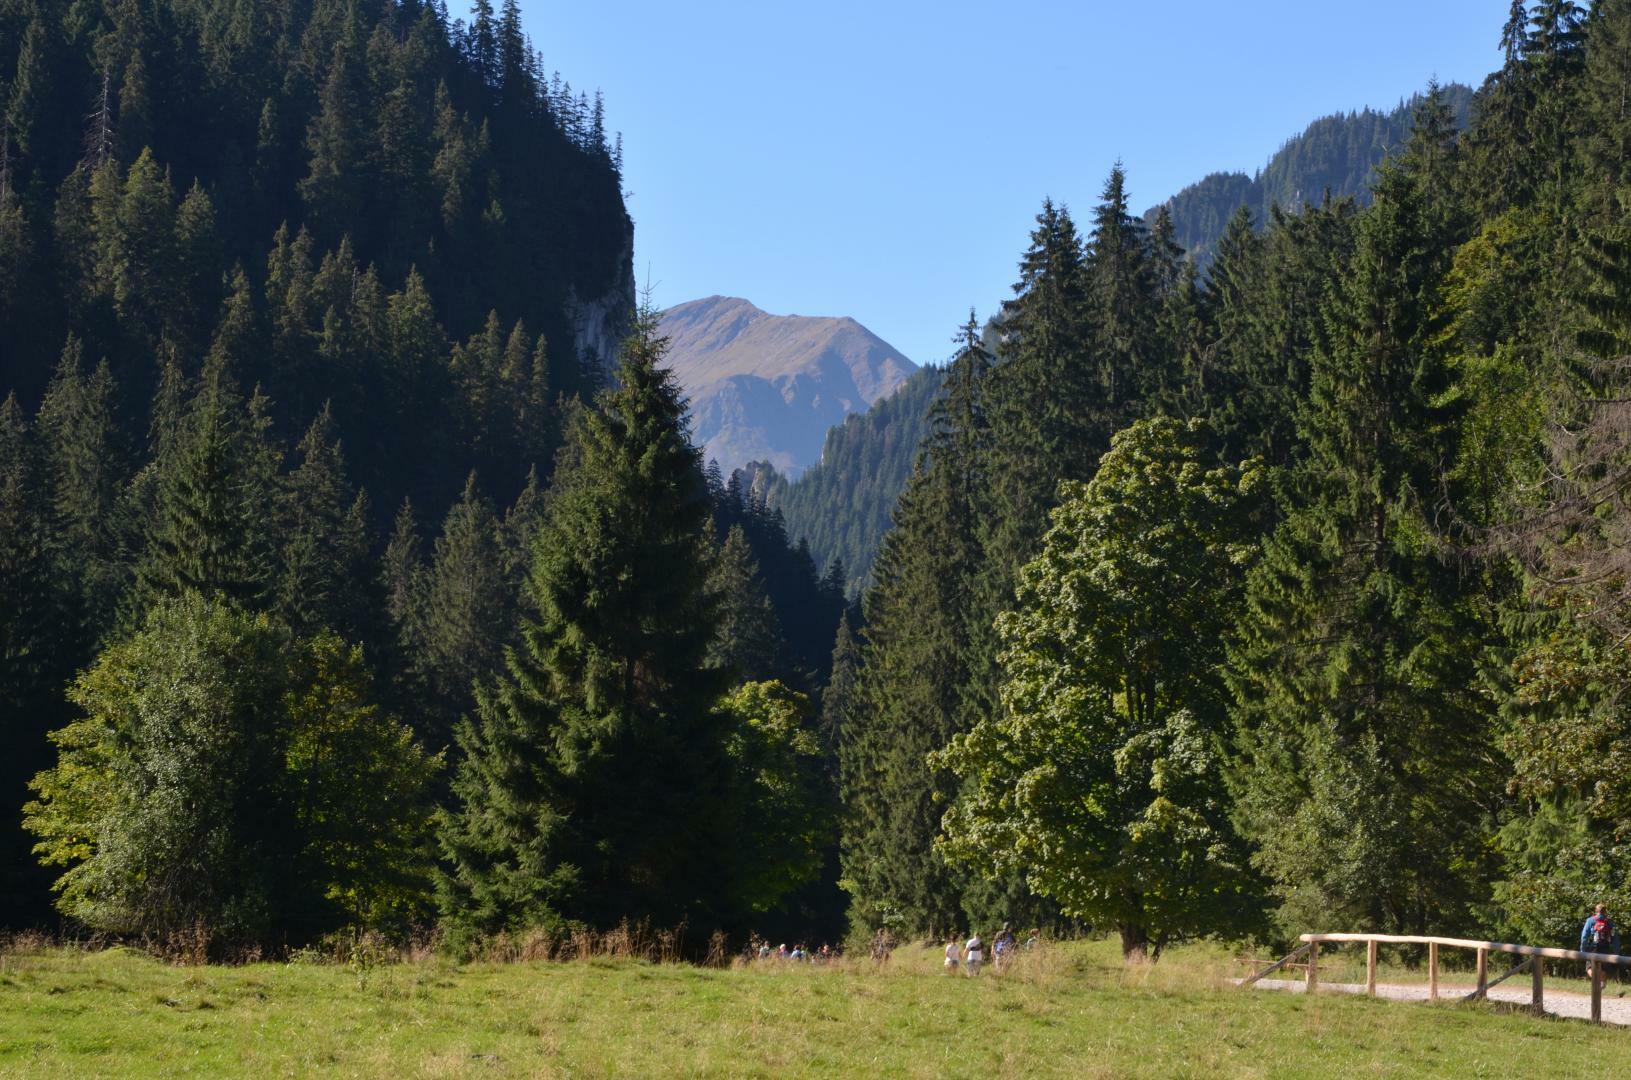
(659, 298), (916, 478)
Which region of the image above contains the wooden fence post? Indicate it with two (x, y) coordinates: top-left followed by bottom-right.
(1429, 941), (1438, 1001)
(1476, 948), (1488, 999)
(1366, 939), (1378, 997)
(1531, 957), (1544, 1016)
(1306, 941), (1319, 994)
(1592, 959), (1604, 1024)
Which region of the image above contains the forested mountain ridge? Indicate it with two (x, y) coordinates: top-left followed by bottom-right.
(0, 0), (633, 520)
(0, 0), (849, 943)
(758, 363), (946, 596)
(658, 296), (917, 477)
(1148, 82), (1474, 263)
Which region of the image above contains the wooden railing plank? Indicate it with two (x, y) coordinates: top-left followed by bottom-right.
(1240, 943), (1312, 988)
(1246, 931), (1628, 1020)
(1464, 956), (1529, 1002)
(1593, 959), (1605, 1023)
(1298, 933), (1631, 966)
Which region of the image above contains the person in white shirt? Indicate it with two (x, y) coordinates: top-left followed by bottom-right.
(943, 937), (962, 972)
(965, 933), (984, 975)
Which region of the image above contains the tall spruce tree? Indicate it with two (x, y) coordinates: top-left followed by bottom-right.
(0, 392), (60, 922)
(275, 405), (373, 640)
(301, 41), (370, 241)
(35, 339), (126, 641)
(438, 310), (740, 940)
(841, 314), (994, 936)
(1228, 159), (1498, 935)
(708, 523), (784, 683)
(1084, 164), (1159, 421)
(410, 472), (511, 747)
(820, 608), (859, 773)
(1192, 207), (1264, 454)
(1583, 0), (1631, 213)
(132, 357), (274, 610)
(981, 200), (1094, 581)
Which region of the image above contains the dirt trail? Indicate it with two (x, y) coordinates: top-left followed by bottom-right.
(1245, 977), (1631, 1026)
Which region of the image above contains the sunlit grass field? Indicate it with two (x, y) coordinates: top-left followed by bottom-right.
(3, 936), (1628, 1077)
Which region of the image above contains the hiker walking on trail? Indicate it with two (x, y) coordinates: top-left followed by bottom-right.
(944, 937), (962, 973)
(1582, 904), (1619, 955)
(993, 924), (1017, 973)
(965, 933), (985, 976)
(1582, 904), (1620, 983)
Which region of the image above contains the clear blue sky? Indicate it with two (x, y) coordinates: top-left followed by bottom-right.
(516, 0), (1508, 368)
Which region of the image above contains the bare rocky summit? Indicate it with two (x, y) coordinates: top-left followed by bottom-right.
(658, 296), (916, 477)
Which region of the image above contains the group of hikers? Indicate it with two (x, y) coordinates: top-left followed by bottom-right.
(742, 921), (1039, 972)
(751, 940), (839, 964)
(743, 908), (1620, 981)
(943, 924), (1033, 976)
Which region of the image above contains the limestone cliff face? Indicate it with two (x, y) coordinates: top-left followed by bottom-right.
(658, 296), (916, 477)
(567, 231), (636, 376)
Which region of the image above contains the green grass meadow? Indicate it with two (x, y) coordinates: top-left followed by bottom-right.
(2, 937), (1629, 1078)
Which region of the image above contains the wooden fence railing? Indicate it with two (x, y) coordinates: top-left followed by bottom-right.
(1239, 932), (1631, 1024)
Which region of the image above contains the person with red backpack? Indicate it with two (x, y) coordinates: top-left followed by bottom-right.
(1581, 904), (1618, 954)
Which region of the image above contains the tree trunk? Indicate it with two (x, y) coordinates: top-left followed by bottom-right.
(1119, 923), (1150, 964)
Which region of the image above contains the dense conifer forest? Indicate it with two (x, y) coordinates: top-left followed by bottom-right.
(760, 363), (945, 597)
(0, 0), (846, 947)
(7, 0), (1631, 965)
(840, 0), (1631, 956)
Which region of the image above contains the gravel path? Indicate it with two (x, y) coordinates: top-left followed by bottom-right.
(1245, 977), (1631, 1026)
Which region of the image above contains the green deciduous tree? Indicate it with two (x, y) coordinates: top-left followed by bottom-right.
(24, 596), (437, 950)
(1486, 625), (1631, 944)
(719, 681), (831, 915)
(938, 417), (1264, 961)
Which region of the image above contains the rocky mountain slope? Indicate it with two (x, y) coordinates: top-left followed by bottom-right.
(659, 297), (916, 476)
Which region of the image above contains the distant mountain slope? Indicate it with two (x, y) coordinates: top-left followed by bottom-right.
(762, 364), (947, 596)
(1150, 83), (1474, 263)
(660, 297), (917, 477)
